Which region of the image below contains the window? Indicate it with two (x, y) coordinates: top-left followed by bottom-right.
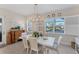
(55, 18), (64, 33)
(27, 20), (32, 32)
(45, 18), (54, 32)
(45, 18), (64, 33)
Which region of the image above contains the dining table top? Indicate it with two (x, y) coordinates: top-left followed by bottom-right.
(37, 37), (55, 47)
(19, 34), (55, 47)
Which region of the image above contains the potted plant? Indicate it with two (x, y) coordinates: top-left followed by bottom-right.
(39, 33), (43, 37)
(32, 32), (39, 38)
(16, 26), (20, 29)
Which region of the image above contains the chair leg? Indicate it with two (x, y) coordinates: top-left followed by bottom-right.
(57, 50), (59, 54)
(30, 50), (32, 54)
(42, 48), (45, 54)
(27, 48), (28, 53)
(47, 49), (49, 54)
(42, 46), (47, 54)
(43, 51), (46, 54)
(43, 49), (47, 54)
(37, 51), (38, 54)
(55, 49), (59, 54)
(45, 48), (48, 54)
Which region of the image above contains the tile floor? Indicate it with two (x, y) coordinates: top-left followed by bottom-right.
(0, 41), (77, 54)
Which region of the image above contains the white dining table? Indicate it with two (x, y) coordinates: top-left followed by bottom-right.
(75, 37), (79, 53)
(20, 34), (55, 47)
(75, 37), (79, 45)
(37, 37), (55, 47)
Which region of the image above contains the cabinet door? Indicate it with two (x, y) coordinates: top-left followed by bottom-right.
(15, 30), (23, 41)
(7, 32), (12, 44)
(15, 31), (20, 41)
(11, 31), (15, 43)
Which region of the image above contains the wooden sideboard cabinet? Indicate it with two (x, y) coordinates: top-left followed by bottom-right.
(7, 30), (24, 44)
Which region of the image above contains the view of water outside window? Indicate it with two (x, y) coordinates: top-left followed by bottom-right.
(45, 18), (64, 33)
(45, 18), (54, 32)
(27, 20), (32, 32)
(55, 18), (64, 33)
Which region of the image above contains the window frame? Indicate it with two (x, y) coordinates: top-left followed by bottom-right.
(27, 20), (33, 32)
(44, 17), (64, 34)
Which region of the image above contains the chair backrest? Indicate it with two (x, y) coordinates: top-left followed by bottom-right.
(22, 32), (27, 37)
(75, 37), (79, 45)
(22, 37), (29, 48)
(28, 37), (38, 51)
(57, 36), (62, 46)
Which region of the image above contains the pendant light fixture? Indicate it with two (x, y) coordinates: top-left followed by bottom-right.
(33, 4), (39, 21)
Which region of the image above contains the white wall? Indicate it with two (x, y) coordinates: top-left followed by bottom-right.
(63, 6), (79, 16)
(10, 16), (26, 30)
(0, 8), (26, 44)
(64, 16), (79, 36)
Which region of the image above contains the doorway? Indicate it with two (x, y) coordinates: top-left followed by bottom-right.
(0, 16), (6, 45)
(0, 18), (2, 42)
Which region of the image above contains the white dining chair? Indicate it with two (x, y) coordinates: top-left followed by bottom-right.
(22, 36), (29, 53)
(75, 37), (79, 53)
(28, 37), (39, 54)
(29, 37), (42, 54)
(46, 36), (62, 54)
(55, 36), (62, 48)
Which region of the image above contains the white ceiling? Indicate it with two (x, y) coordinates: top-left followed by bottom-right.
(0, 4), (77, 16)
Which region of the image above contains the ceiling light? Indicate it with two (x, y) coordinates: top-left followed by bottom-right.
(33, 4), (39, 21)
